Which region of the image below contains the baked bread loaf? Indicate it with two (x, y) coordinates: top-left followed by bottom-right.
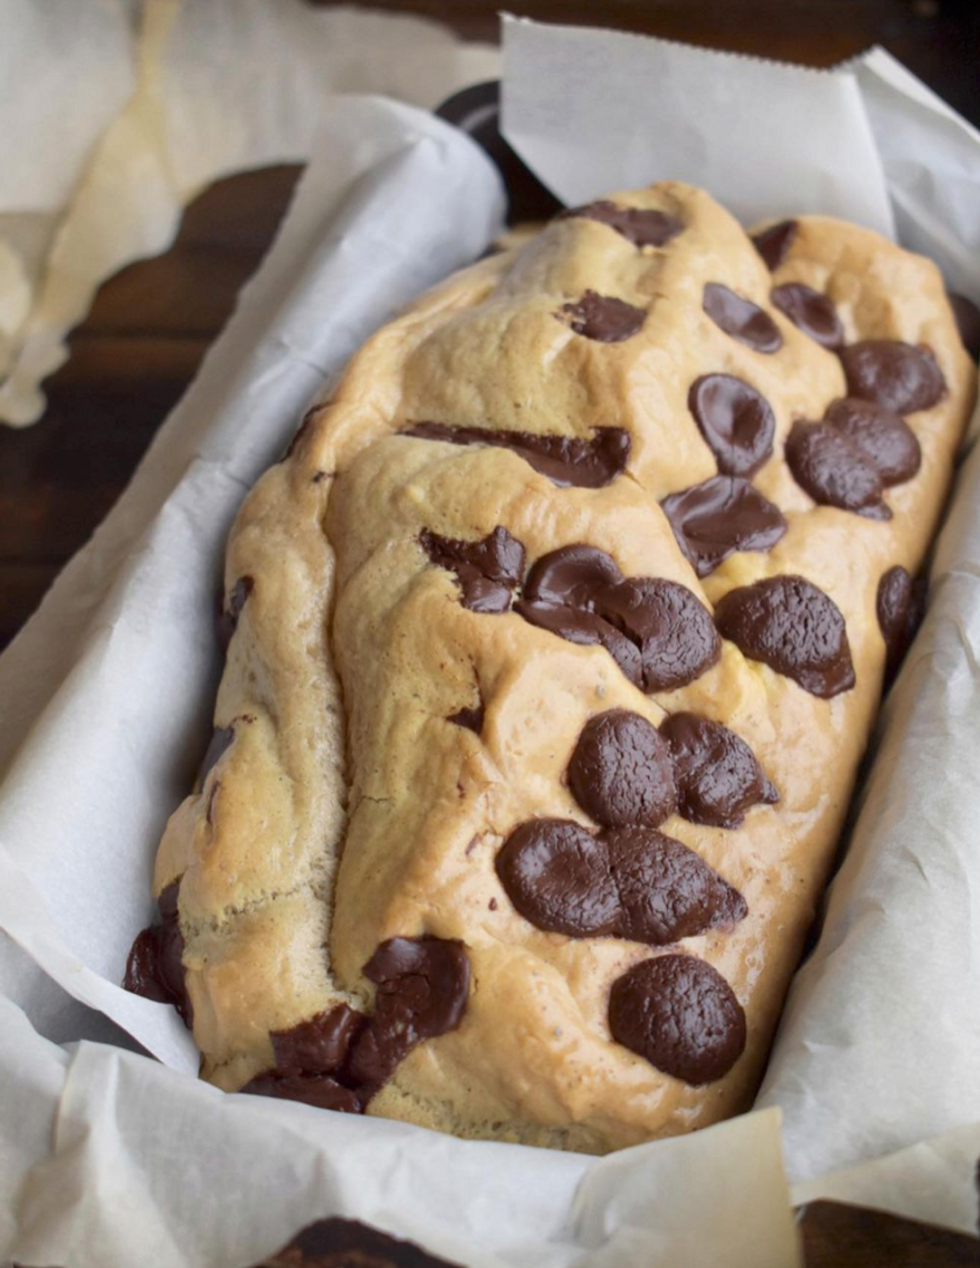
(126, 181), (977, 1153)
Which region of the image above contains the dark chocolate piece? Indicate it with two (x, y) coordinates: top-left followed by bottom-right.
(592, 577), (722, 692)
(660, 475), (787, 577)
(123, 882), (193, 1027)
(253, 1216), (463, 1268)
(824, 397), (921, 486)
(877, 565), (926, 686)
(517, 545), (719, 693)
(949, 291), (980, 360)
(271, 1004), (365, 1078)
(839, 340), (946, 414)
(495, 819), (619, 938)
(660, 712), (778, 829)
(496, 819), (746, 945)
(688, 374), (776, 477)
(715, 574), (855, 698)
(420, 526), (525, 613)
(608, 954), (746, 1084)
(703, 283), (782, 353)
(568, 709), (677, 829)
(242, 1071), (362, 1115)
(563, 200), (683, 248)
(558, 290), (646, 342)
(404, 422), (630, 488)
(771, 283), (844, 349)
(751, 220), (797, 271)
(346, 937), (470, 1089)
(785, 419), (891, 519)
(218, 575), (254, 651)
(523, 544), (624, 606)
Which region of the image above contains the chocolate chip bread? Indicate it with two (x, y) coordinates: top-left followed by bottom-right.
(127, 182), (977, 1153)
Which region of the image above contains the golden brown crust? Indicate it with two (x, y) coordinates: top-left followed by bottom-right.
(151, 182), (976, 1152)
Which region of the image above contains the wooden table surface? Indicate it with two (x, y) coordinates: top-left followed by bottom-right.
(2, 4), (979, 1263)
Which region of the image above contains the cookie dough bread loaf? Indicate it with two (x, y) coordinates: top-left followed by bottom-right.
(126, 182), (977, 1153)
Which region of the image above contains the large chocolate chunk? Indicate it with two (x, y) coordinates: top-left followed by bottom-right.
(523, 544), (624, 606)
(253, 1216), (463, 1268)
(823, 397), (921, 487)
(405, 422), (630, 488)
(660, 712), (778, 829)
(839, 340), (946, 413)
(771, 283), (844, 349)
(568, 709), (677, 829)
(660, 475), (787, 577)
(605, 827), (748, 943)
(785, 419), (890, 519)
(877, 565), (926, 686)
(563, 200), (683, 248)
(496, 820), (746, 945)
(702, 283), (782, 353)
(593, 578), (722, 693)
(420, 526), (525, 613)
(123, 882), (193, 1027)
(270, 1004), (365, 1078)
(218, 575), (254, 651)
(558, 290), (646, 342)
(346, 937), (470, 1089)
(751, 220), (797, 271)
(242, 1071), (362, 1114)
(495, 819), (619, 938)
(608, 954), (746, 1084)
(688, 374), (776, 477)
(715, 574), (855, 698)
(517, 546), (720, 693)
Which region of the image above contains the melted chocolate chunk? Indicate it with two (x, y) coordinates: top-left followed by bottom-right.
(660, 475), (787, 577)
(609, 954), (746, 1084)
(346, 937), (470, 1089)
(496, 820), (745, 945)
(702, 283), (782, 353)
(797, 1200), (980, 1268)
(839, 340), (946, 414)
(877, 565), (926, 686)
(563, 200), (683, 248)
(123, 882), (193, 1026)
(824, 397), (921, 486)
(254, 1217), (463, 1268)
(594, 578), (722, 692)
(420, 527), (525, 613)
(558, 290), (646, 342)
(270, 1004), (365, 1077)
(196, 725), (235, 791)
(660, 712), (778, 829)
(517, 546), (719, 693)
(751, 220), (797, 271)
(949, 291), (980, 359)
(516, 597), (643, 686)
(523, 544), (623, 606)
(448, 700), (484, 733)
(495, 819), (619, 938)
(218, 575), (254, 651)
(404, 422), (630, 488)
(688, 374), (776, 477)
(605, 827), (747, 944)
(771, 283), (844, 349)
(568, 709), (677, 829)
(715, 574), (855, 698)
(242, 1071), (362, 1114)
(785, 419), (890, 519)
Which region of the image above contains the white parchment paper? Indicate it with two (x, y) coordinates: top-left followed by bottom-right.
(2, 12), (980, 1265)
